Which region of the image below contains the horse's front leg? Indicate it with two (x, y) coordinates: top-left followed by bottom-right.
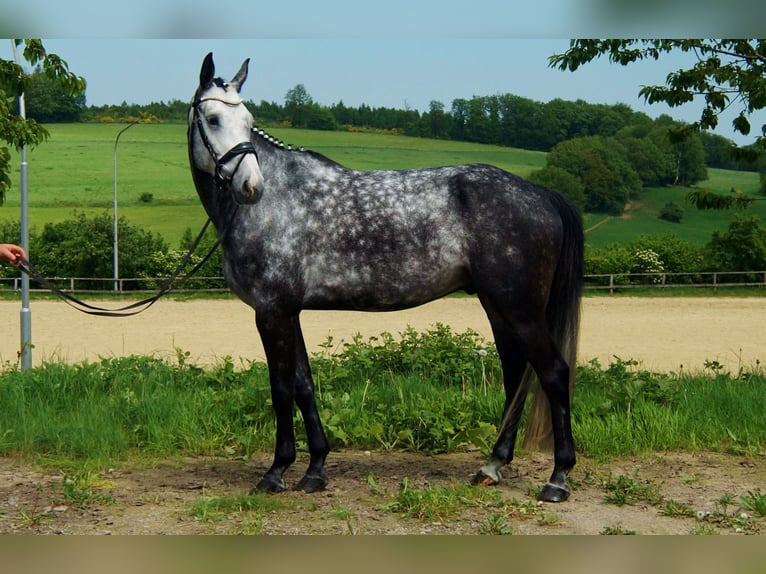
(253, 310), (299, 493)
(292, 321), (330, 493)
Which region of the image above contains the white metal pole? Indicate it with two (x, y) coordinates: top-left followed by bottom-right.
(113, 120), (138, 292)
(12, 41), (31, 370)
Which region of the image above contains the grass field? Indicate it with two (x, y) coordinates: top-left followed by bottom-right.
(1, 122), (762, 249)
(583, 169), (766, 249)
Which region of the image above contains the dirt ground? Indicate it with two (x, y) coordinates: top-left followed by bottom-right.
(0, 450), (763, 535)
(0, 296), (764, 535)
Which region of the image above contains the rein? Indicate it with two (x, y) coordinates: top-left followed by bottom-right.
(15, 93), (259, 317)
(16, 211), (236, 317)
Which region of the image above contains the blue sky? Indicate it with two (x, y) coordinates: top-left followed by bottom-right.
(3, 1), (764, 145)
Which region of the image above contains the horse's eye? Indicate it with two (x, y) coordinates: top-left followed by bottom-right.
(208, 115), (220, 127)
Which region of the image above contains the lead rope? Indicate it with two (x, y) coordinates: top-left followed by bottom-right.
(16, 206), (238, 317)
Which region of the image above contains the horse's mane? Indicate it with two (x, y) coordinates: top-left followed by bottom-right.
(250, 126), (343, 167)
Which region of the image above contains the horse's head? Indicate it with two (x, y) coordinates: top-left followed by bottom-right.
(189, 53), (264, 204)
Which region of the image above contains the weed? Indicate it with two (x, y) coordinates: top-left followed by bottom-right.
(537, 513), (560, 526)
(661, 499), (696, 518)
(190, 491), (293, 524)
(376, 477), (502, 522)
(694, 492), (761, 534)
(1, 330), (766, 474)
(480, 514), (513, 535)
(715, 492), (736, 517)
(602, 469), (662, 506)
(690, 524), (719, 535)
(367, 474), (383, 496)
(56, 472), (114, 507)
(330, 505), (354, 520)
(740, 490), (766, 517)
(16, 508), (49, 529)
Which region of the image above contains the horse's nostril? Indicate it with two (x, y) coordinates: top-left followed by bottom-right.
(241, 177), (263, 202)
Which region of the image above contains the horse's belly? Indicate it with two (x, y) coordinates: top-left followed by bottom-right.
(302, 262), (470, 311)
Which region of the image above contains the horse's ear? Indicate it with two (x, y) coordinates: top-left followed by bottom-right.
(229, 58), (250, 92)
(200, 52), (215, 87)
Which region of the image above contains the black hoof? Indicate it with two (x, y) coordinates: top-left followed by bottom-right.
(538, 482), (570, 503)
(294, 473), (328, 493)
(470, 469), (501, 487)
(253, 475), (285, 494)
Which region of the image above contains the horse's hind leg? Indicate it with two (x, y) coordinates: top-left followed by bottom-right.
(517, 323), (576, 502)
(472, 304), (530, 486)
(292, 322), (330, 493)
(474, 303), (576, 502)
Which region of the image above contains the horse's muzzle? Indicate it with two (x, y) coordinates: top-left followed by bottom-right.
(235, 172), (265, 204)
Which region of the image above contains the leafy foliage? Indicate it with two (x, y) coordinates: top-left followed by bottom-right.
(659, 202), (684, 223)
(550, 39), (766, 207)
(24, 67), (86, 123)
(585, 233), (706, 279)
(0, 40), (85, 204)
(706, 215), (766, 272)
(0, 212), (168, 287)
(544, 136), (642, 214)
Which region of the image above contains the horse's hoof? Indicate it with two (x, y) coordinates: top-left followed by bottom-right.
(253, 475), (285, 494)
(471, 469), (502, 487)
(538, 482), (570, 503)
(294, 473), (328, 493)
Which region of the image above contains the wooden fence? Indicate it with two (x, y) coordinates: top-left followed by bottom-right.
(584, 271), (766, 293)
(2, 271), (766, 295)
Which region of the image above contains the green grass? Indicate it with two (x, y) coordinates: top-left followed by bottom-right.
(583, 170), (766, 250)
(0, 327), (764, 474)
(2, 123), (761, 250)
(573, 358), (766, 457)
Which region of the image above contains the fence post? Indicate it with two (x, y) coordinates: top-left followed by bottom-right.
(609, 274), (614, 294)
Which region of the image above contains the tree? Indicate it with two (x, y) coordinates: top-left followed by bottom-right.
(549, 39), (766, 209)
(304, 104), (338, 131)
(544, 136), (642, 214)
(284, 83), (313, 127)
(25, 66), (86, 123)
(528, 165), (586, 213)
(0, 40), (86, 204)
(426, 100), (451, 139)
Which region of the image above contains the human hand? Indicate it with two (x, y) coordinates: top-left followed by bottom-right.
(0, 243), (26, 266)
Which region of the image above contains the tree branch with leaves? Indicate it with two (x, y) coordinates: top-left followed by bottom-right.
(549, 39), (766, 209)
(0, 39), (86, 204)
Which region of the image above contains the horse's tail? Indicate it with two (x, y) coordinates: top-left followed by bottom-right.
(521, 192), (584, 451)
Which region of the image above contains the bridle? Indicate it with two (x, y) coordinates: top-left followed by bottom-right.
(191, 94), (259, 195)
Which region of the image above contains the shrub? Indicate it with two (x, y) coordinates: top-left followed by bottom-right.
(658, 201), (683, 223)
(706, 215), (766, 272)
(29, 212), (168, 289)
